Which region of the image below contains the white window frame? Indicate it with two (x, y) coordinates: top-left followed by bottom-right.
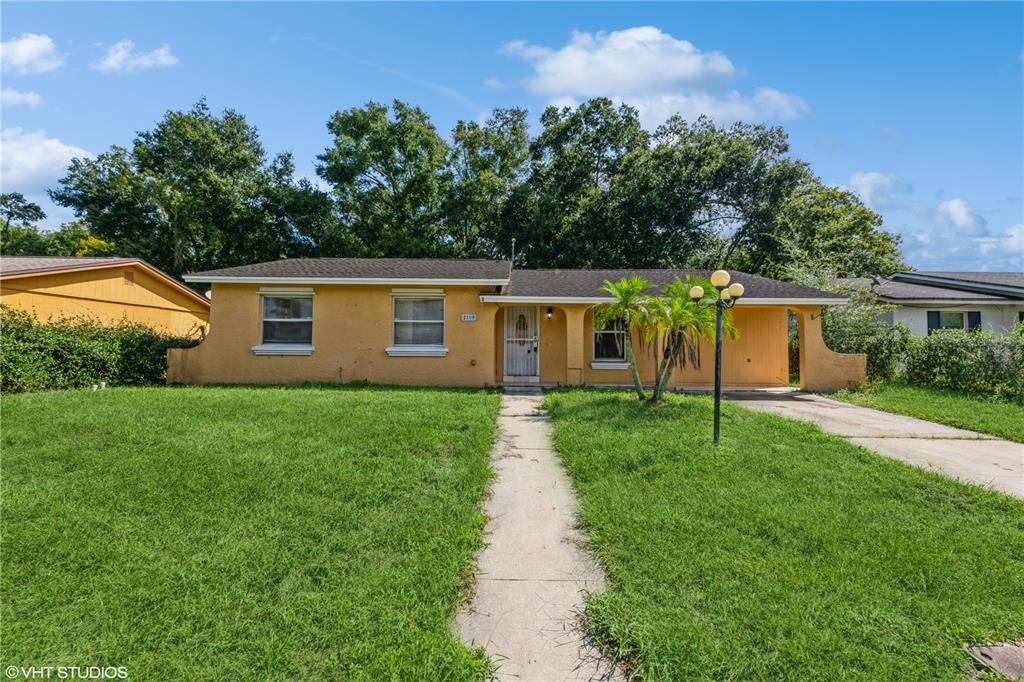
(592, 319), (629, 370)
(386, 290), (448, 357)
(252, 288), (314, 356)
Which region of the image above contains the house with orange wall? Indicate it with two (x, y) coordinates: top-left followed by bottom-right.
(1, 256), (210, 336)
(168, 258), (864, 391)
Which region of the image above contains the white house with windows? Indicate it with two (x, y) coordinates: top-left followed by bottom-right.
(844, 271), (1024, 336)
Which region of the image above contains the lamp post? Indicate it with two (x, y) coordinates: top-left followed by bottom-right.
(689, 270), (745, 445)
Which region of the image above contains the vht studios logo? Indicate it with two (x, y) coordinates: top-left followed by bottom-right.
(5, 667), (128, 680)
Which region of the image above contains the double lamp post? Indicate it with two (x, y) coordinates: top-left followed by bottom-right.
(688, 270), (745, 445)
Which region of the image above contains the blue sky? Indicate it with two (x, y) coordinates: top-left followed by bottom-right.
(2, 2), (1021, 271)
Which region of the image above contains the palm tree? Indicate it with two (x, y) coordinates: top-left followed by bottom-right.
(595, 276), (653, 400)
(647, 278), (734, 402)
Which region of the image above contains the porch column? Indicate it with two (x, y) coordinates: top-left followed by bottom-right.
(793, 305), (866, 391)
(564, 306), (587, 385)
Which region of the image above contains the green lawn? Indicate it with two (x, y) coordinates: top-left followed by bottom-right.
(832, 382), (1024, 443)
(546, 390), (1024, 681)
(1, 385), (500, 680)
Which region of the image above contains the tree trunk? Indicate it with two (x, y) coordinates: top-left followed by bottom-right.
(624, 333), (646, 401)
(652, 339), (678, 402)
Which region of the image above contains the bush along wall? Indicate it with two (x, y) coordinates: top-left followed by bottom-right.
(904, 323), (1024, 401)
(0, 305), (201, 393)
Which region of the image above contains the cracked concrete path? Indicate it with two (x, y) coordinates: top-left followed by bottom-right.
(457, 391), (622, 682)
(728, 392), (1023, 499)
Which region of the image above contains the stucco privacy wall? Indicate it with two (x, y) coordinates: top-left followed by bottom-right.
(167, 283), (498, 386)
(1, 264), (209, 335)
(793, 305), (866, 391)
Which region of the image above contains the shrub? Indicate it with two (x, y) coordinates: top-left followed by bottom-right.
(0, 305), (200, 393)
(904, 323), (1024, 400)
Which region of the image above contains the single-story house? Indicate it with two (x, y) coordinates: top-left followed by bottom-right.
(843, 271), (1024, 336)
(168, 258), (865, 391)
(0, 256), (210, 335)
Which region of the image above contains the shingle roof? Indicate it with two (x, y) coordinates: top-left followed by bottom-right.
(506, 269), (843, 300)
(184, 258), (512, 282)
(1, 256), (136, 276)
(909, 272), (1024, 287)
(842, 272), (1023, 301)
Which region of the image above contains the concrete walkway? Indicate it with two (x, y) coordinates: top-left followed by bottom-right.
(728, 392), (1024, 499)
(457, 390), (621, 681)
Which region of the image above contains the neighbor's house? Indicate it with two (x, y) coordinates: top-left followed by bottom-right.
(168, 258), (864, 391)
(0, 256), (210, 335)
(844, 271), (1024, 336)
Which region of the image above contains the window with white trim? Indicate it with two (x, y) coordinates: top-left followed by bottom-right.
(593, 319), (626, 362)
(393, 296), (444, 346)
(262, 296), (313, 344)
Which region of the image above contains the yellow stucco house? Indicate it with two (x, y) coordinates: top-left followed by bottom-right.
(168, 258), (864, 391)
(1, 256), (210, 335)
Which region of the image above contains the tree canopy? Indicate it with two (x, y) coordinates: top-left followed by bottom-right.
(32, 97), (906, 279)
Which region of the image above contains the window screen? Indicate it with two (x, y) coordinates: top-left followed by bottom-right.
(262, 297), (313, 344)
(393, 297), (444, 345)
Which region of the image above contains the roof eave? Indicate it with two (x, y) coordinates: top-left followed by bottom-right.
(478, 295), (848, 305)
(185, 275), (511, 286)
(890, 272), (1024, 298)
(879, 297), (1023, 304)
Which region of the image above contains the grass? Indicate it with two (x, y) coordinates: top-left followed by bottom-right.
(1, 385), (500, 680)
(545, 390), (1024, 681)
(832, 382), (1024, 443)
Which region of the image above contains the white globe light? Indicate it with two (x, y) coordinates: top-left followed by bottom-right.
(728, 283), (745, 299)
(689, 285), (705, 300)
(710, 270), (731, 288)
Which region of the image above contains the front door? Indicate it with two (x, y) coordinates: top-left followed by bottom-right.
(504, 306), (539, 383)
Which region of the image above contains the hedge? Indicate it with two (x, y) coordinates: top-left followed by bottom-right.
(904, 324), (1024, 400)
(0, 305), (201, 393)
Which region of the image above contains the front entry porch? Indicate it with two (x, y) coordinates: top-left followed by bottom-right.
(490, 302), (865, 392)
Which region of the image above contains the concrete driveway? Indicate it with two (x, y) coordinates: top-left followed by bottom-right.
(727, 392), (1024, 499)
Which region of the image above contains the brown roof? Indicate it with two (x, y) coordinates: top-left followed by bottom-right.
(1, 256), (136, 276)
(184, 258), (512, 282)
(506, 269), (843, 300)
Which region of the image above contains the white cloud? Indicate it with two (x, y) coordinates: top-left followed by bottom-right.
(0, 128), (90, 194)
(936, 197), (987, 235)
(93, 40), (178, 73)
(1, 88), (42, 108)
(975, 224), (1024, 257)
(613, 88), (808, 129)
(501, 26), (807, 127)
(847, 171), (913, 211)
(0, 33), (63, 74)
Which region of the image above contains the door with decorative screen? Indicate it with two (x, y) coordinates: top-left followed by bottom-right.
(503, 306), (539, 382)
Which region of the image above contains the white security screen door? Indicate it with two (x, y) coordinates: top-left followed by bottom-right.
(504, 306), (539, 381)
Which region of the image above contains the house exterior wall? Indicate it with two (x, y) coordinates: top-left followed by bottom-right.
(169, 286), (863, 391)
(892, 303), (1024, 336)
(168, 283), (498, 386)
(0, 265), (209, 335)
